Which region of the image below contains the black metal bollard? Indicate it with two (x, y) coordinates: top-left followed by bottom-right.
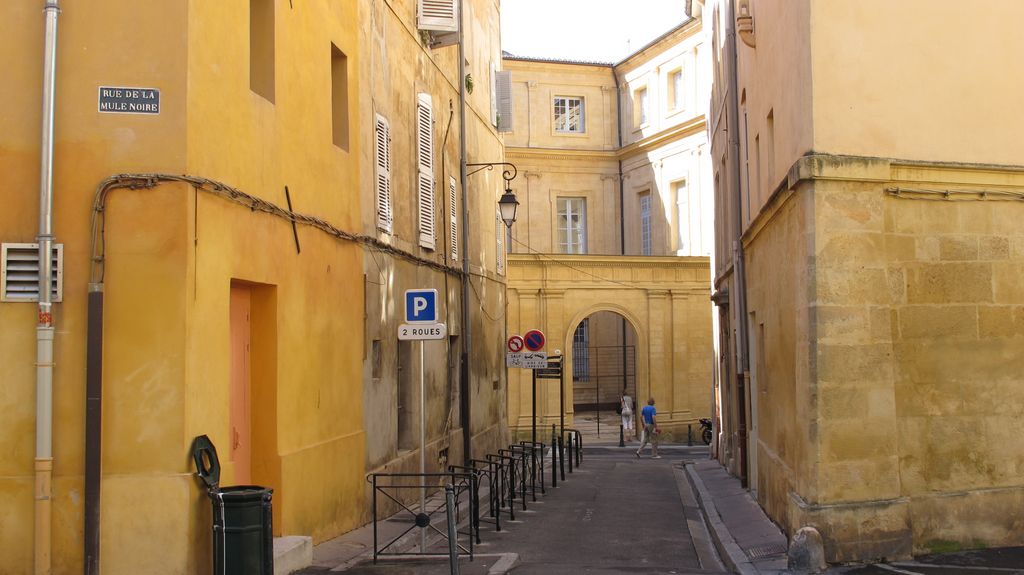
(558, 435), (565, 481)
(576, 431), (582, 467)
(688, 424), (693, 447)
(567, 432), (574, 473)
(619, 423), (625, 447)
(551, 425), (557, 488)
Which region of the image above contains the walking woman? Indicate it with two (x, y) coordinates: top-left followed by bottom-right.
(620, 388), (635, 441)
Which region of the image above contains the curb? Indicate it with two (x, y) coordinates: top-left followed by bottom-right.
(673, 464), (726, 572)
(684, 461), (760, 575)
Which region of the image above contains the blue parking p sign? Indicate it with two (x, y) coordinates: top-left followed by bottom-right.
(405, 289), (438, 323)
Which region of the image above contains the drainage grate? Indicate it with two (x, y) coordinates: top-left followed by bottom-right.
(746, 542), (787, 559)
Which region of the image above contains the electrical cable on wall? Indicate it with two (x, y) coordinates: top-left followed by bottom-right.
(885, 186), (1024, 202)
(88, 173), (465, 284)
(510, 237), (650, 290)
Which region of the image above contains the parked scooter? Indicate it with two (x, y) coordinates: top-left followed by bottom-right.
(699, 418), (713, 445)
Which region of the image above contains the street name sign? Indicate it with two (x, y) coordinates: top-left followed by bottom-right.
(98, 86), (160, 115)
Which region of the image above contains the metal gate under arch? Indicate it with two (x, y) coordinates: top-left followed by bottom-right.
(571, 344), (636, 422)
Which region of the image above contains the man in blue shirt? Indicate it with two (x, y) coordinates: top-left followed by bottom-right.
(635, 398), (660, 459)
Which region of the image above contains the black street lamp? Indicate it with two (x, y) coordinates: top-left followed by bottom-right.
(498, 188), (519, 229)
(467, 162), (519, 229)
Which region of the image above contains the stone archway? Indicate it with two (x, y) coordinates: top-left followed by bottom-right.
(564, 307), (642, 440)
(506, 254), (712, 442)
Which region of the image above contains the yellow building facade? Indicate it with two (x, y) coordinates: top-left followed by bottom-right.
(706, 0), (1024, 562)
(358, 0), (511, 480)
(0, 0), (509, 573)
(502, 20), (714, 438)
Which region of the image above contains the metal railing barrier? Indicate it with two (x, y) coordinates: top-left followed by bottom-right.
(488, 452), (522, 517)
(447, 465), (486, 544)
(468, 458), (505, 531)
(515, 442), (546, 497)
(497, 448), (529, 510)
(367, 472), (474, 563)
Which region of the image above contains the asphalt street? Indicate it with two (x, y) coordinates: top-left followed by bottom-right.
(486, 446), (718, 574)
(298, 445), (721, 574)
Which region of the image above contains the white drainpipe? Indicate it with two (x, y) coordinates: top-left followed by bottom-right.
(36, 1), (60, 573)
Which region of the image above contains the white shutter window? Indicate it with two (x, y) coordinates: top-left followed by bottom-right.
(449, 176), (458, 261)
(495, 211), (505, 275)
(375, 114), (392, 233)
(417, 0), (458, 32)
(418, 171), (435, 250)
(495, 70), (513, 133)
(417, 94), (436, 250)
(1, 243), (63, 302)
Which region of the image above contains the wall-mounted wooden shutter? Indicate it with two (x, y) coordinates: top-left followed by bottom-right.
(417, 0), (458, 32)
(417, 94), (435, 250)
(495, 70), (513, 133)
(449, 176), (458, 261)
(375, 114), (392, 233)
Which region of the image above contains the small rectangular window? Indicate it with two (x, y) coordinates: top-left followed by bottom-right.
(553, 96), (585, 133)
(635, 87), (649, 126)
(669, 69), (684, 110)
(250, 0), (275, 102)
(331, 45), (349, 150)
(673, 180), (689, 253)
(572, 319), (590, 381)
(557, 197), (587, 254)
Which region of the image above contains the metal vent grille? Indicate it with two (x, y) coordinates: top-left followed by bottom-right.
(1, 243), (63, 303)
(745, 542), (787, 560)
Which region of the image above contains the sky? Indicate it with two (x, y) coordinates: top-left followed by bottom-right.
(501, 0), (689, 63)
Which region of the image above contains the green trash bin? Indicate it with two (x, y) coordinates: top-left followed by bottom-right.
(192, 435), (274, 575)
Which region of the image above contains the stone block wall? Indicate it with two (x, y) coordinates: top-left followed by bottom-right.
(745, 155), (1024, 562)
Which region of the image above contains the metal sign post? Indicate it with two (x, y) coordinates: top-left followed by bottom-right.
(419, 339), (426, 552)
(532, 367), (538, 448)
(402, 289), (443, 553)
(535, 355), (563, 476)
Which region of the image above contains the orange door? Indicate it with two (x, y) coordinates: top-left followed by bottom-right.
(230, 285), (252, 484)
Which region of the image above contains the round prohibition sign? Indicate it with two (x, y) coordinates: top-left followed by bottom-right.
(507, 335), (525, 353)
(523, 329), (545, 352)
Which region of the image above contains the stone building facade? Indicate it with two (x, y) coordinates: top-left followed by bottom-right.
(705, 0), (1024, 562)
(0, 0), (509, 572)
(502, 19), (714, 439)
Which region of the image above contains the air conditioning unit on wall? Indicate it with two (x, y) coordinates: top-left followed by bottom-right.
(418, 0), (459, 33)
(1, 242), (63, 303)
